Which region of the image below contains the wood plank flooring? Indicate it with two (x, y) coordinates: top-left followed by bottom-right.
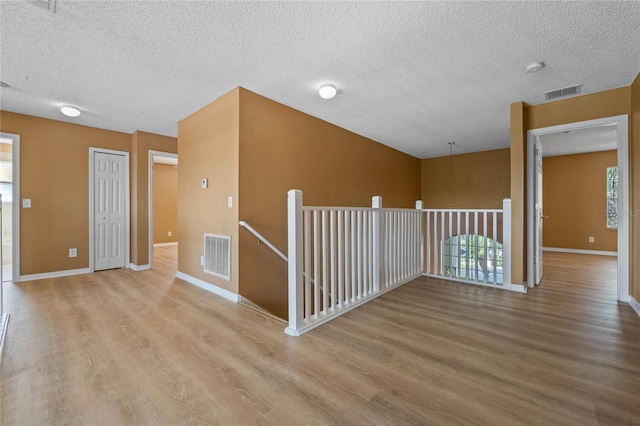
(1, 248), (638, 425)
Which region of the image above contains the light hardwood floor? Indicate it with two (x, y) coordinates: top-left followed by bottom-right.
(1, 248), (638, 425)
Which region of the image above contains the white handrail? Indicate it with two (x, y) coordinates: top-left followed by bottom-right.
(239, 221), (288, 262)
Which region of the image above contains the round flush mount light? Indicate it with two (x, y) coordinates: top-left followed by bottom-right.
(525, 61), (545, 73)
(318, 84), (337, 99)
(61, 105), (81, 117)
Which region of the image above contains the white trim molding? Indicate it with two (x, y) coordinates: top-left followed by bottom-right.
(130, 263), (151, 271)
(0, 132), (20, 283)
(629, 296), (640, 317)
(175, 271), (239, 303)
(543, 247), (618, 257)
(153, 242), (178, 247)
(19, 268), (91, 282)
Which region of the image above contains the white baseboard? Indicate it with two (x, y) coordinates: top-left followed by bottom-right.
(175, 271), (239, 303)
(19, 268), (91, 282)
(543, 247), (617, 257)
(153, 242), (178, 247)
(508, 283), (528, 293)
(629, 296), (640, 317)
(0, 313), (9, 366)
(130, 263), (151, 271)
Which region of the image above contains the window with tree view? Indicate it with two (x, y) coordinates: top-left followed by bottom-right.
(607, 166), (618, 229)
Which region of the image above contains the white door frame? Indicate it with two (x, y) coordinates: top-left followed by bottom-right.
(89, 148), (131, 272)
(0, 132), (20, 283)
(526, 115), (629, 301)
(148, 150), (178, 268)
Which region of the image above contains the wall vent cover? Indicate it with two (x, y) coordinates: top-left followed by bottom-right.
(545, 84), (581, 101)
(203, 233), (231, 281)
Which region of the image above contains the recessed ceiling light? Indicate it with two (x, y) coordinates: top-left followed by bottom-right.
(525, 61), (545, 73)
(61, 105), (81, 117)
(319, 84), (337, 99)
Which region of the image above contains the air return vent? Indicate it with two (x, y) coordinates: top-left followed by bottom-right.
(26, 0), (57, 13)
(203, 234), (231, 280)
(545, 84), (581, 101)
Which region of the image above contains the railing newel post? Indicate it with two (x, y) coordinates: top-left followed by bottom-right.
(502, 198), (512, 289)
(372, 196), (383, 293)
(285, 189), (304, 335)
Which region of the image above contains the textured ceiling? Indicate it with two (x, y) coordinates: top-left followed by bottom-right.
(1, 1), (639, 159)
(539, 125), (617, 157)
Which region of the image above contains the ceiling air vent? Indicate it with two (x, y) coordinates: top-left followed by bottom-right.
(26, 0), (57, 13)
(545, 84), (581, 101)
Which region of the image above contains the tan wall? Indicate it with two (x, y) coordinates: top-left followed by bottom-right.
(238, 88), (421, 319)
(631, 73), (640, 302)
(177, 89), (240, 294)
(543, 151), (617, 252)
(510, 86), (631, 285)
(153, 163), (178, 244)
(130, 131), (177, 266)
(0, 111), (130, 275)
(421, 149), (510, 209)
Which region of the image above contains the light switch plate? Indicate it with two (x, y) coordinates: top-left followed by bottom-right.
(201, 178), (208, 188)
(22, 198), (31, 208)
(228, 196), (233, 208)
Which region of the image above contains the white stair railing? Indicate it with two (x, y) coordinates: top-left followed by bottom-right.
(239, 221), (288, 262)
(286, 190), (423, 336)
(421, 199), (511, 289)
(285, 191), (513, 336)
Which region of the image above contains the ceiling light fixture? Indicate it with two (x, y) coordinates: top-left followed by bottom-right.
(0, 81), (8, 88)
(525, 61), (545, 73)
(319, 84), (337, 99)
(61, 105), (81, 117)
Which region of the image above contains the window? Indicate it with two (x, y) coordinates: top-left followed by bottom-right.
(607, 166), (618, 229)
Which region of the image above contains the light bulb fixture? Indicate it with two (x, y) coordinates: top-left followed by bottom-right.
(525, 61), (545, 73)
(318, 84), (337, 99)
(61, 105), (81, 117)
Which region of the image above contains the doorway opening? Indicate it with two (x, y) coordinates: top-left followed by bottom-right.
(527, 115), (629, 302)
(148, 151), (178, 269)
(0, 133), (20, 283)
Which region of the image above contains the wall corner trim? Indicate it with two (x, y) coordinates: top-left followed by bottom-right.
(130, 263), (151, 271)
(175, 271), (240, 303)
(629, 296), (640, 317)
(19, 268), (91, 282)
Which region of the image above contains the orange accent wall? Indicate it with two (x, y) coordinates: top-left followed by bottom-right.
(420, 148), (510, 209)
(131, 131), (177, 266)
(510, 86), (631, 286)
(0, 111), (130, 275)
(153, 163), (178, 244)
(631, 73), (640, 301)
(238, 88), (420, 319)
(177, 89), (240, 294)
(543, 151), (617, 252)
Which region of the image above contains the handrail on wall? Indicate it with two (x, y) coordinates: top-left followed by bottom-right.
(239, 221), (288, 262)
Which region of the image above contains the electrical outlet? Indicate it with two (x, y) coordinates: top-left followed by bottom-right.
(201, 178), (208, 188)
(22, 198), (31, 208)
(588, 236), (595, 243)
(168, 231), (172, 236)
(69, 248), (77, 257)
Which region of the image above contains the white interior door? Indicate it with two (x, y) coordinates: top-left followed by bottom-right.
(533, 139), (543, 285)
(94, 152), (126, 271)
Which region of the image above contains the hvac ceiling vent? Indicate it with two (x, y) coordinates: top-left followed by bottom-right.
(26, 0), (57, 13)
(203, 233), (231, 281)
(545, 84), (581, 101)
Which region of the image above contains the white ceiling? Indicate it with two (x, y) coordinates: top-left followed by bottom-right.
(0, 1), (638, 159)
(539, 125), (617, 157)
